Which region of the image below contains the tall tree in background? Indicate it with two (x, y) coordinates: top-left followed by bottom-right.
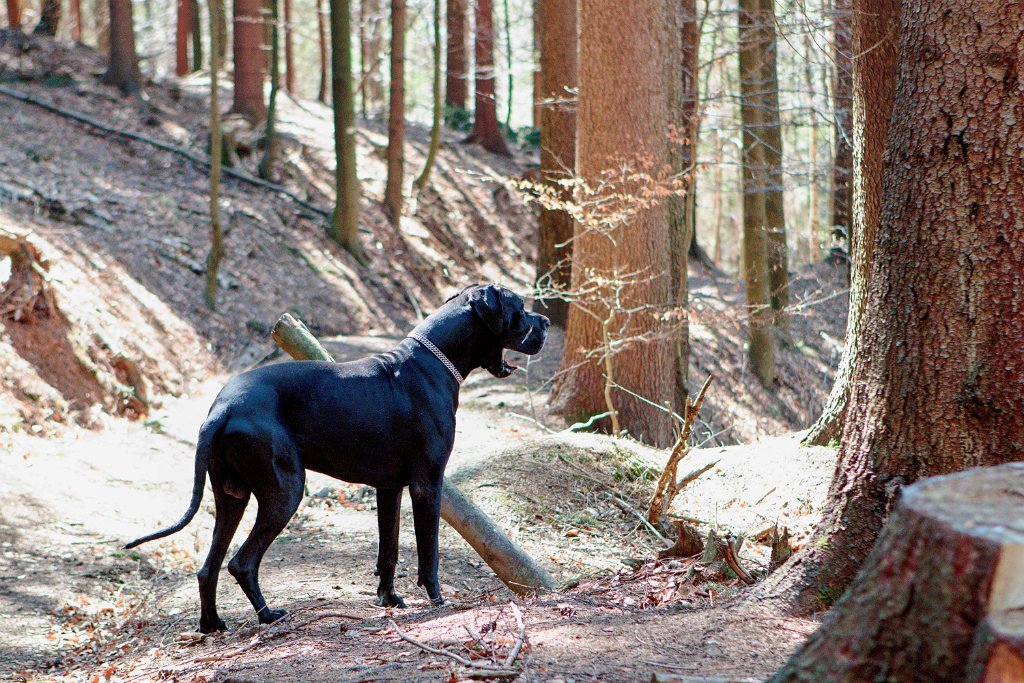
(284, 0), (294, 92)
(6, 0), (20, 30)
(102, 0), (144, 96)
(466, 0), (511, 155)
(552, 0), (675, 448)
(532, 0), (576, 328)
(445, 0), (468, 111)
(232, 0), (266, 122)
(176, 0), (192, 75)
(383, 0), (405, 223)
(317, 0), (327, 101)
(258, 0), (281, 180)
(804, 0), (899, 446)
(531, 0), (540, 127)
(738, 0), (775, 387)
(762, 0), (1024, 620)
(34, 0), (60, 35)
(359, 0), (383, 114)
(95, 0), (110, 51)
(414, 0), (442, 189)
(831, 0), (853, 247)
(191, 0), (203, 69)
(760, 0), (788, 315)
(69, 0), (81, 40)
(205, 0), (225, 310)
(329, 0), (364, 262)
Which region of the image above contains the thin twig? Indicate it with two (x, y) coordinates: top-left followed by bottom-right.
(608, 494), (671, 547)
(503, 602), (527, 668)
(389, 619), (518, 677)
(717, 535), (756, 585)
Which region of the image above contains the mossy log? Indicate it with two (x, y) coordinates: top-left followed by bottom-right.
(771, 463), (1024, 682)
(270, 313), (557, 596)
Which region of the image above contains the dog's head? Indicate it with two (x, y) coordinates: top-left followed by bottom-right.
(455, 284), (550, 378)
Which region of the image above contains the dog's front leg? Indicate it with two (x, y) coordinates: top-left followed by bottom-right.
(409, 478), (444, 606)
(374, 487), (406, 607)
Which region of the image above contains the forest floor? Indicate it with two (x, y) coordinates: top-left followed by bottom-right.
(0, 37), (847, 682)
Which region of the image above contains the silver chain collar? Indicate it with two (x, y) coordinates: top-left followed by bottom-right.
(408, 332), (464, 384)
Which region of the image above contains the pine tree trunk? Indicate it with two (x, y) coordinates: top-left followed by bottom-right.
(831, 0), (853, 248)
(316, 0), (327, 101)
(762, 0), (1024, 616)
(33, 0), (60, 35)
(445, 0), (468, 110)
(803, 0), (898, 446)
(231, 0), (266, 122)
(283, 0), (294, 92)
(466, 0), (511, 156)
(176, 0), (191, 75)
(804, 34), (820, 262)
(759, 0), (788, 315)
(329, 0), (364, 262)
(6, 0), (21, 30)
(102, 0), (144, 96)
(258, 0), (280, 180)
(359, 0), (383, 112)
(551, 0), (675, 448)
(533, 0), (576, 328)
(96, 0), (110, 50)
(414, 0), (442, 189)
(191, 0), (203, 69)
(69, 0), (81, 40)
(383, 0), (405, 223)
(205, 0), (225, 310)
(771, 464), (1024, 682)
(531, 0), (540, 128)
(738, 0), (775, 387)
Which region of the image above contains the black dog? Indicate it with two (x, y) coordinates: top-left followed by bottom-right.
(125, 284), (549, 633)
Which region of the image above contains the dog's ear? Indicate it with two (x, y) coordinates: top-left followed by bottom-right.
(468, 284), (505, 336)
(446, 283), (481, 304)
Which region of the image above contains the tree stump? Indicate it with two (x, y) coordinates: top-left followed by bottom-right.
(771, 463), (1024, 682)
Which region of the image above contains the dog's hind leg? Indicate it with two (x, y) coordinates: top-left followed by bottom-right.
(227, 433), (304, 625)
(374, 487), (406, 608)
(197, 481), (249, 633)
(409, 478), (444, 606)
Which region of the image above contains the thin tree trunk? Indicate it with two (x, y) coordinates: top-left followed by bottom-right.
(532, 0), (576, 328)
(763, 0), (1024, 617)
(231, 0), (266, 122)
(329, 0), (364, 262)
(831, 0), (853, 249)
(258, 0), (279, 180)
(445, 0), (468, 110)
(5, 0), (20, 30)
(414, 0), (442, 189)
(359, 0), (383, 114)
(69, 0), (81, 40)
(95, 0), (110, 52)
(316, 0), (327, 102)
(33, 0), (60, 35)
(738, 0), (775, 387)
(176, 0), (191, 75)
(711, 129), (723, 266)
(191, 0), (203, 68)
(502, 0), (512, 131)
(466, 0), (510, 155)
(205, 0), (225, 310)
(283, 0), (293, 92)
(383, 0), (405, 223)
(531, 0), (540, 128)
(551, 0), (675, 448)
(102, 0), (144, 97)
(804, 35), (819, 262)
(759, 0), (788, 316)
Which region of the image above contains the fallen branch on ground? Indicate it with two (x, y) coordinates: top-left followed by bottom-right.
(389, 611), (523, 678)
(716, 534), (756, 585)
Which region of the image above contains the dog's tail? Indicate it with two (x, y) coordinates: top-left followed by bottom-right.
(124, 416), (223, 550)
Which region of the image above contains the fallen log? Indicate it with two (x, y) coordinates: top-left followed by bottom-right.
(270, 313), (557, 596)
(770, 463), (1024, 682)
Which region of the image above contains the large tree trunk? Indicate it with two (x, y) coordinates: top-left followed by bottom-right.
(738, 0), (775, 387)
(771, 464), (1024, 682)
(6, 0), (21, 30)
(466, 0), (510, 156)
(382, 0), (405, 223)
(532, 0), (577, 328)
(102, 0), (144, 97)
(329, 0), (364, 262)
(550, 0), (674, 448)
(444, 0), (468, 111)
(803, 0), (899, 446)
(761, 0), (1024, 616)
(231, 0), (266, 122)
(176, 0), (192, 75)
(33, 0), (60, 35)
(759, 0), (788, 315)
(831, 0), (853, 250)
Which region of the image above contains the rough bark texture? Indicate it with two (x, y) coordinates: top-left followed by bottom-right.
(102, 0), (144, 96)
(532, 0), (577, 328)
(33, 0), (60, 35)
(231, 0), (266, 122)
(763, 0), (1024, 616)
(831, 0), (853, 245)
(738, 0), (775, 387)
(176, 0), (191, 75)
(329, 0), (364, 261)
(445, 0), (468, 110)
(383, 0), (405, 223)
(772, 465), (1024, 682)
(803, 0), (899, 446)
(551, 0), (674, 448)
(6, 0), (20, 30)
(759, 0), (788, 315)
(466, 0), (511, 156)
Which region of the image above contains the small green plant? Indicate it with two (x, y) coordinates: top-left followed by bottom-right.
(444, 105), (473, 132)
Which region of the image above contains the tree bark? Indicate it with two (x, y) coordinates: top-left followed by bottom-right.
(803, 0), (899, 446)
(269, 313), (557, 596)
(102, 0), (144, 97)
(445, 0), (468, 111)
(6, 0), (21, 30)
(316, 0), (327, 101)
(69, 0), (80, 40)
(33, 0), (60, 35)
(176, 0), (191, 75)
(762, 0), (1024, 616)
(283, 0), (294, 92)
(771, 464), (1024, 682)
(414, 0), (442, 189)
(551, 0), (675, 448)
(532, 0), (576, 328)
(359, 0), (383, 113)
(383, 0), (405, 223)
(205, 0), (225, 310)
(231, 0), (266, 122)
(831, 0), (853, 249)
(190, 0), (203, 69)
(466, 0), (511, 156)
(95, 0), (110, 52)
(759, 0), (788, 315)
(257, 0), (280, 180)
(738, 0), (775, 387)
(329, 0), (364, 262)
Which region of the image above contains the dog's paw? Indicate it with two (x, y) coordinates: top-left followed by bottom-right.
(430, 595), (446, 607)
(376, 592), (407, 608)
(259, 608), (288, 625)
(199, 617), (228, 634)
